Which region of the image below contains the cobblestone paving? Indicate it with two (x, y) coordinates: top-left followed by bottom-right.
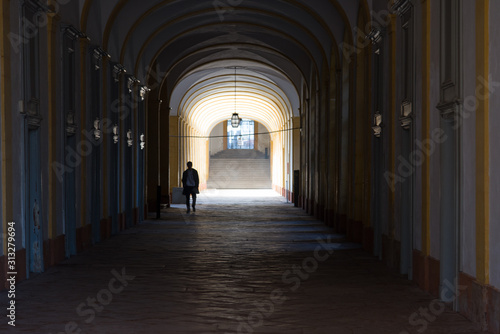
(1, 190), (485, 334)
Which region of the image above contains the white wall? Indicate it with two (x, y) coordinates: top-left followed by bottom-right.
(209, 122), (224, 156)
(256, 122), (270, 155)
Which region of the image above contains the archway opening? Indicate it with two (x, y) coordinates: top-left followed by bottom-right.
(207, 120), (271, 189)
(168, 64), (298, 197)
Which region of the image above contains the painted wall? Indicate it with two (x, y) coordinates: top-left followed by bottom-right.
(256, 122), (270, 155)
(0, 0), (152, 278)
(489, 0), (500, 289)
(428, 0), (441, 260)
(57, 0), (80, 29)
(0, 23), (3, 256)
(0, 4), (498, 328)
(461, 0), (477, 278)
(10, 2), (28, 254)
(209, 122), (224, 156)
(392, 12), (402, 243)
(413, 0), (423, 252)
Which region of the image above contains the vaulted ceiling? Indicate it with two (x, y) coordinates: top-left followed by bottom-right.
(79, 0), (369, 134)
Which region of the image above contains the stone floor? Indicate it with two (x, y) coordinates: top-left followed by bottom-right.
(1, 190), (486, 334)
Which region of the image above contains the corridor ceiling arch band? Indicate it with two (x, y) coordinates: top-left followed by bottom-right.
(186, 93), (284, 133)
(77, 0), (359, 144)
(104, 0), (346, 56)
(124, 11), (329, 77)
(175, 71), (295, 115)
(92, 0), (351, 59)
(134, 22), (320, 91)
(130, 12), (328, 71)
(160, 49), (305, 110)
(79, 0), (358, 78)
(175, 71), (293, 136)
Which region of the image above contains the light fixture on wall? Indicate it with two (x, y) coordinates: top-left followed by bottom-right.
(140, 86), (151, 101)
(65, 111), (77, 136)
(400, 100), (412, 130)
(93, 118), (102, 141)
(372, 112), (382, 137)
(127, 129), (133, 147)
(140, 134), (146, 150)
(113, 124), (119, 144)
(93, 47), (111, 71)
(113, 64), (127, 83)
(127, 77), (140, 94)
(231, 67), (242, 128)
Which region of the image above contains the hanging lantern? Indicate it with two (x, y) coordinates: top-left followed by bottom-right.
(231, 113), (241, 128)
(230, 67), (242, 128)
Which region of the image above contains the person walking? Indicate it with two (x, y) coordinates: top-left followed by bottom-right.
(182, 161), (199, 213)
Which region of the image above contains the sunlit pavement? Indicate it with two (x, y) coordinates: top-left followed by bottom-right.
(1, 190), (483, 334)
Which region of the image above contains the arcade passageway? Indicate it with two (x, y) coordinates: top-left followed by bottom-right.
(0, 191), (484, 333)
(1, 0), (500, 333)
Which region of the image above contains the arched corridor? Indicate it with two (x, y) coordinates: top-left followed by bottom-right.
(0, 191), (485, 333)
(1, 0), (499, 333)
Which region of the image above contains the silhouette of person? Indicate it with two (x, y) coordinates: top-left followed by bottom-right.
(182, 161), (199, 213)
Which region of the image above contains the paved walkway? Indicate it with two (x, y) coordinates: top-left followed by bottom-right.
(1, 190), (484, 334)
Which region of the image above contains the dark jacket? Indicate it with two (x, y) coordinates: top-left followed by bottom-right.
(182, 168), (200, 193)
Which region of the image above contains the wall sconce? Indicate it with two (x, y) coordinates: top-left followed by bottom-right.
(113, 124), (119, 144)
(66, 111), (77, 136)
(367, 27), (382, 54)
(140, 134), (146, 150)
(113, 64), (127, 83)
(64, 25), (87, 41)
(93, 118), (102, 141)
(20, 99), (43, 129)
(400, 101), (412, 130)
(127, 77), (140, 93)
(127, 129), (133, 147)
(140, 86), (151, 101)
(93, 47), (111, 71)
(372, 113), (382, 138)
